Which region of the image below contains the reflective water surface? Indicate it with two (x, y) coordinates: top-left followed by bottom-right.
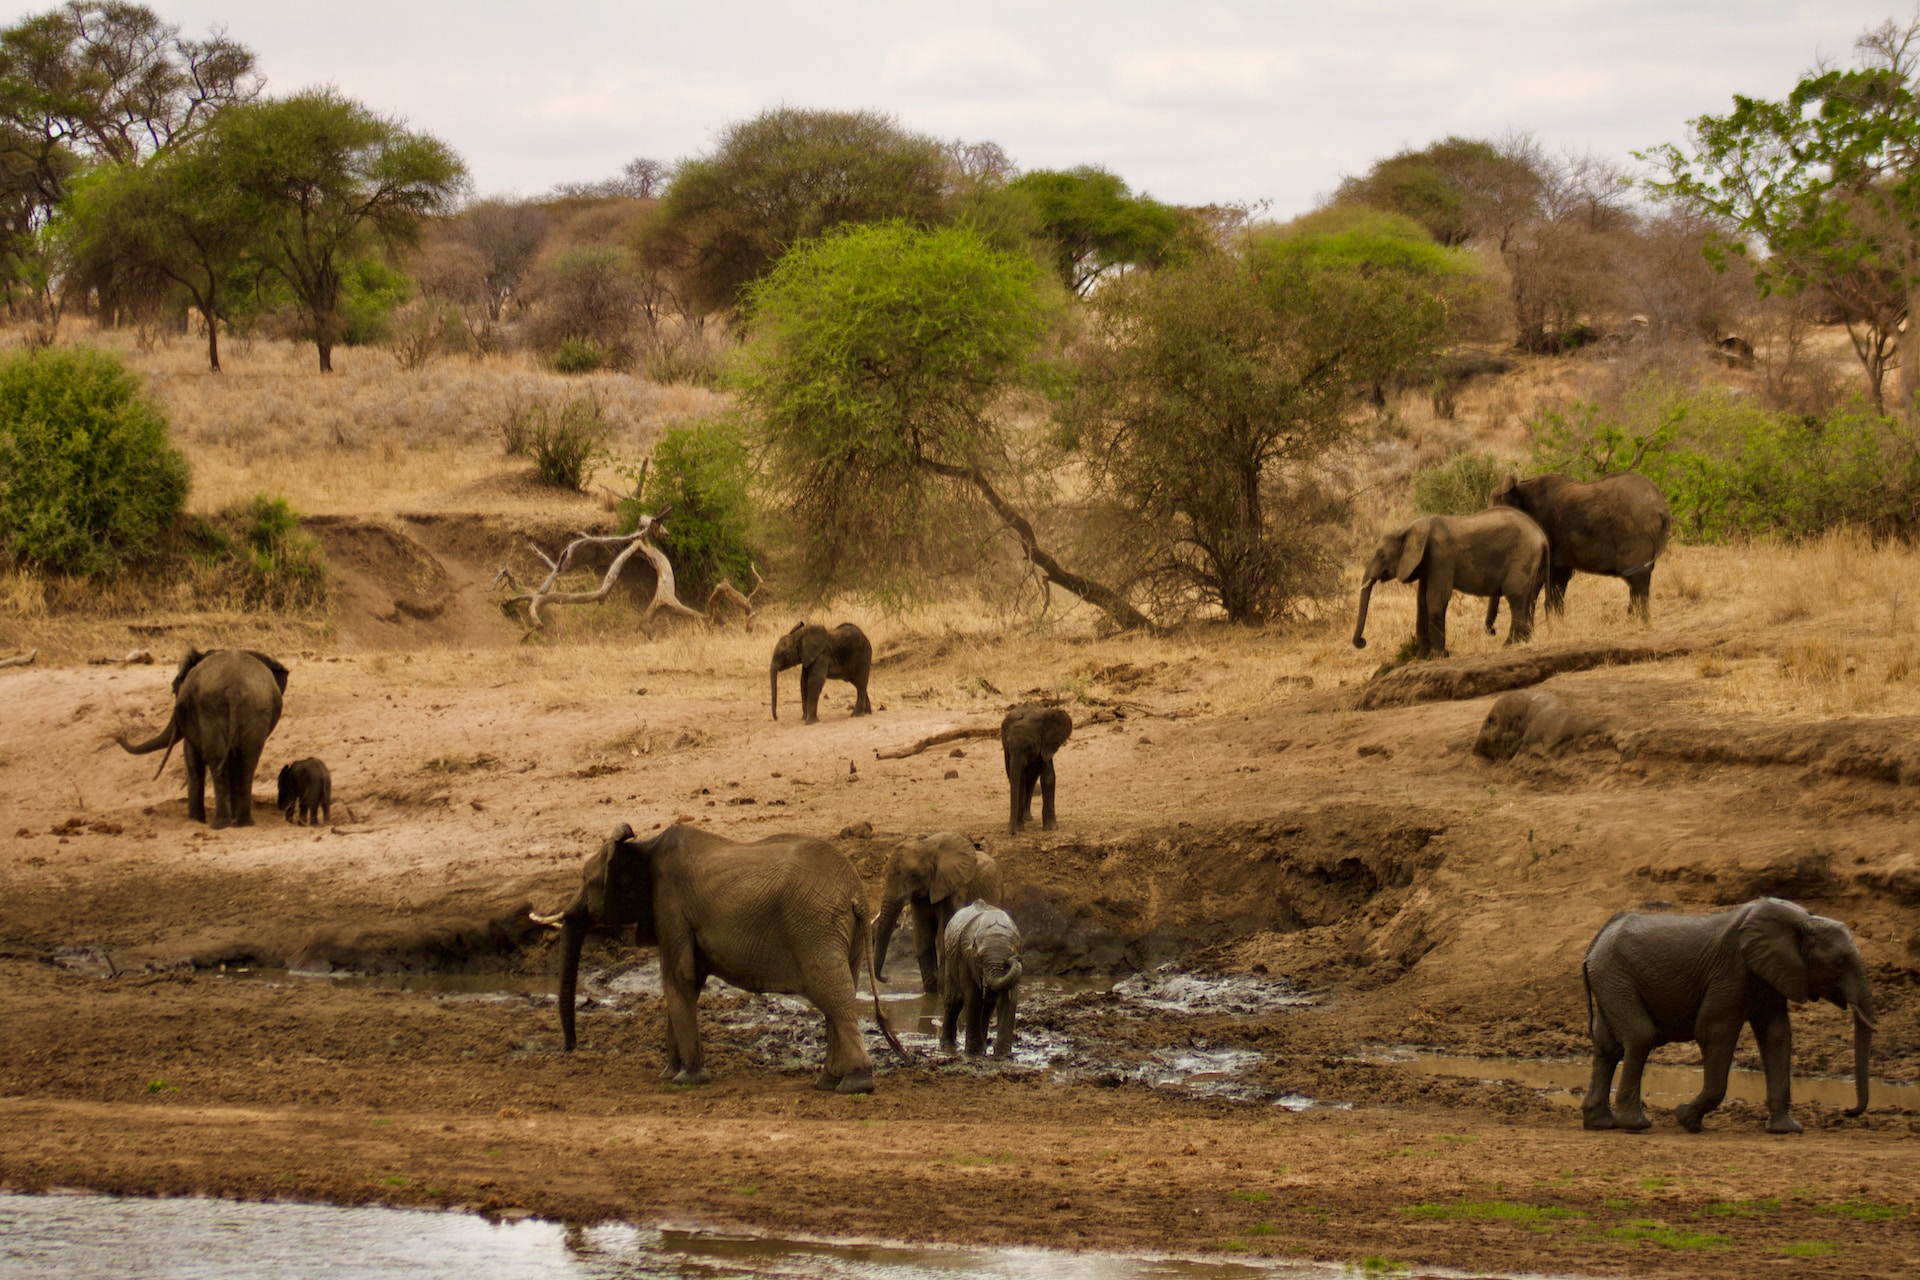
(0, 1193), (1572, 1279)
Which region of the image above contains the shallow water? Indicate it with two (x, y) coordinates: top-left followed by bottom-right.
(0, 1193), (1559, 1280)
(1378, 1052), (1919, 1112)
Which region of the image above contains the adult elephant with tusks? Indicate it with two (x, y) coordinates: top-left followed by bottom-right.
(1490, 472), (1671, 622)
(532, 823), (909, 1092)
(1352, 508), (1548, 660)
(1582, 897), (1875, 1134)
(115, 648), (289, 828)
(770, 621), (873, 723)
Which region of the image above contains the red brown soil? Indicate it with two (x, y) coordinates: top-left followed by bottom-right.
(3, 526), (1918, 1277)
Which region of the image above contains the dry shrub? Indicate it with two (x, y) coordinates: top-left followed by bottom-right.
(1777, 638), (1846, 685)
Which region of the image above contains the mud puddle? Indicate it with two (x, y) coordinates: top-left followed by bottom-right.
(1375, 1052), (1920, 1112)
(0, 1192), (1577, 1278)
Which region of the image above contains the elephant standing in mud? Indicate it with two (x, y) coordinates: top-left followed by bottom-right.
(770, 622), (873, 723)
(1490, 472), (1671, 622)
(942, 901), (1023, 1059)
(116, 648), (289, 828)
(1002, 704), (1073, 835)
(873, 833), (1003, 994)
(1351, 509), (1548, 660)
(1582, 897), (1874, 1134)
(533, 823), (907, 1092)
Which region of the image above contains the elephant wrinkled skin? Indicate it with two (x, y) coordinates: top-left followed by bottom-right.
(116, 648), (289, 828)
(1491, 471), (1672, 622)
(1582, 897), (1874, 1134)
(941, 901), (1023, 1059)
(872, 832), (1003, 994)
(1352, 509), (1549, 660)
(770, 622), (873, 723)
(1001, 704), (1072, 835)
(534, 823), (906, 1092)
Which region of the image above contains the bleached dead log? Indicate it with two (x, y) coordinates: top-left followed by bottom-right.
(0, 648), (37, 669)
(493, 511), (753, 630)
(874, 708), (1127, 760)
(706, 565), (764, 622)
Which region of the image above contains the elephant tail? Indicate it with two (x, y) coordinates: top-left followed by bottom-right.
(857, 898), (912, 1064)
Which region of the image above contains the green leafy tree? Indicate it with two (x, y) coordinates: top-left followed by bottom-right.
(626, 417), (758, 598)
(1648, 16), (1920, 417)
(1009, 166), (1186, 296)
(209, 90), (466, 371)
(1063, 218), (1475, 623)
(643, 107), (954, 318)
(738, 220), (1144, 626)
(1334, 136), (1541, 249)
(0, 345), (187, 575)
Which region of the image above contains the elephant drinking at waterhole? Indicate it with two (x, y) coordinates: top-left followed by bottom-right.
(942, 901), (1023, 1058)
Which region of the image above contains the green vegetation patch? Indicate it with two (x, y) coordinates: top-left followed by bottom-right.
(1402, 1200), (1579, 1226)
(1818, 1198), (1907, 1221)
(1702, 1197), (1780, 1217)
(1604, 1220), (1729, 1250)
(1780, 1241), (1838, 1258)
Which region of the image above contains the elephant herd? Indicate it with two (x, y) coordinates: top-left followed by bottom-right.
(1353, 470), (1673, 659)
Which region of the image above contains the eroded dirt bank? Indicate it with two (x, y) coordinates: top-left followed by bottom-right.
(4, 635), (1920, 1277)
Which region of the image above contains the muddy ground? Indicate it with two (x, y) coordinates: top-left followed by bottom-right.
(4, 545), (1920, 1277)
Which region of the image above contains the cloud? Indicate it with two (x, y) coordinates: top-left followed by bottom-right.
(882, 29), (1047, 98)
(1108, 47), (1301, 110)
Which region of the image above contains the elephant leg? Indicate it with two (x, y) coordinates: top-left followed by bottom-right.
(992, 986), (1017, 1059)
(912, 899), (942, 996)
(1005, 753), (1022, 835)
(661, 956), (710, 1086)
(1625, 568), (1653, 624)
(1582, 1006), (1625, 1129)
(1753, 1010), (1802, 1134)
(851, 676), (872, 716)
(941, 986), (963, 1053)
(805, 958), (872, 1093)
(1674, 1030), (1736, 1133)
(184, 740), (207, 824)
(1607, 1004), (1658, 1132)
(1484, 593), (1500, 636)
(1505, 591), (1534, 644)
(1039, 757), (1058, 830)
(1545, 566), (1572, 615)
(210, 752), (235, 830)
(963, 982), (987, 1056)
(801, 663), (827, 723)
(1413, 581), (1432, 659)
(229, 746), (259, 827)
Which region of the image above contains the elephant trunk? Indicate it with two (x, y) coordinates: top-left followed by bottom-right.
(1844, 964), (1876, 1117)
(769, 660), (781, 721)
(1352, 578), (1376, 650)
(872, 893), (906, 982)
(557, 913), (588, 1052)
(985, 955), (1022, 992)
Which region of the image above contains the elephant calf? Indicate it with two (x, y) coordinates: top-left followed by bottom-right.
(1001, 703), (1072, 835)
(942, 901), (1023, 1058)
(770, 621), (873, 723)
(873, 832), (1003, 994)
(1352, 509), (1549, 660)
(1583, 897), (1874, 1134)
(278, 758), (332, 825)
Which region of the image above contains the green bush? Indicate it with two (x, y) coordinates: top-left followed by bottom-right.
(1408, 449), (1507, 515)
(623, 417), (758, 596)
(338, 255), (413, 347)
(188, 495), (331, 610)
(501, 393), (609, 489)
(1526, 375), (1920, 541)
(546, 336), (613, 374)
(0, 346), (189, 576)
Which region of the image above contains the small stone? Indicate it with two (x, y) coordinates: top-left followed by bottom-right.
(943, 769), (959, 780)
(948, 747), (965, 758)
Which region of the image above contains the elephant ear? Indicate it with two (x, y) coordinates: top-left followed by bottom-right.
(172, 647), (207, 693)
(1394, 520), (1432, 583)
(929, 844), (973, 905)
(799, 626), (829, 666)
(1739, 898), (1811, 1002)
(248, 651), (291, 693)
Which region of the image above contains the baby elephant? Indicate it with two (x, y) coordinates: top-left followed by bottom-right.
(277, 758), (332, 825)
(942, 901), (1023, 1058)
(1001, 703), (1072, 835)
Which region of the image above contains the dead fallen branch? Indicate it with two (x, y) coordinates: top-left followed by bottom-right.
(875, 708), (1126, 759)
(491, 511), (760, 630)
(0, 649), (37, 669)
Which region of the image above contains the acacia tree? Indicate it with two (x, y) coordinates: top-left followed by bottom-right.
(738, 220), (1146, 628)
(1064, 217), (1475, 624)
(210, 90), (466, 372)
(1010, 166), (1186, 296)
(1648, 16), (1920, 417)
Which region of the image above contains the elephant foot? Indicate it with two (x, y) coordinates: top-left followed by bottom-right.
(1041, 818), (1056, 831)
(992, 1047), (1013, 1060)
(1672, 1102), (1706, 1133)
(1766, 1113), (1804, 1135)
(1581, 1108), (1616, 1131)
(835, 1070), (875, 1094)
(1612, 1107), (1652, 1132)
(657, 1065), (680, 1082)
(234, 814), (254, 828)
(812, 1069), (842, 1091)
(938, 1038), (958, 1056)
(671, 1066), (711, 1087)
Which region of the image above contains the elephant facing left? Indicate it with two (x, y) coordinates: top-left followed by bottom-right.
(117, 648), (289, 828)
(872, 833), (1003, 994)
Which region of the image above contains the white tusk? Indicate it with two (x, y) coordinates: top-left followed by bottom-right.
(529, 910), (567, 928)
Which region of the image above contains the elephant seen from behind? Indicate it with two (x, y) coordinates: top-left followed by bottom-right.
(942, 901), (1023, 1059)
(1001, 703), (1072, 836)
(1490, 472), (1671, 622)
(770, 622), (873, 723)
(278, 758), (332, 825)
(1352, 509), (1548, 660)
(872, 832), (1003, 994)
(532, 822), (906, 1092)
(116, 648), (289, 828)
(1582, 897), (1874, 1134)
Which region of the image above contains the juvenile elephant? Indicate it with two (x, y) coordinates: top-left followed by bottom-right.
(1490, 472), (1671, 621)
(1351, 509), (1548, 660)
(116, 648), (289, 828)
(277, 758), (332, 825)
(941, 901), (1023, 1058)
(1002, 703), (1072, 835)
(770, 622), (873, 723)
(872, 833), (1003, 994)
(1583, 897), (1875, 1134)
(532, 823), (907, 1092)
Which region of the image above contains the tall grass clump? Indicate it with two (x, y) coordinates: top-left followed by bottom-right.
(1408, 449), (1507, 515)
(0, 345), (189, 576)
(622, 416), (758, 595)
(1526, 374), (1920, 541)
(500, 392), (609, 489)
(188, 495), (331, 610)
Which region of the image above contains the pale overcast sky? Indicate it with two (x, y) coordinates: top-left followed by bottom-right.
(3, 1), (1905, 214)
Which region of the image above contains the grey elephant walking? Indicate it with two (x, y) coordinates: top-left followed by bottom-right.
(1001, 703), (1072, 835)
(1490, 472), (1671, 622)
(533, 823), (907, 1092)
(116, 648), (289, 828)
(872, 833), (1003, 994)
(770, 622), (873, 723)
(941, 901), (1023, 1058)
(277, 758), (332, 825)
(1582, 897), (1874, 1134)
(1352, 509), (1548, 659)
